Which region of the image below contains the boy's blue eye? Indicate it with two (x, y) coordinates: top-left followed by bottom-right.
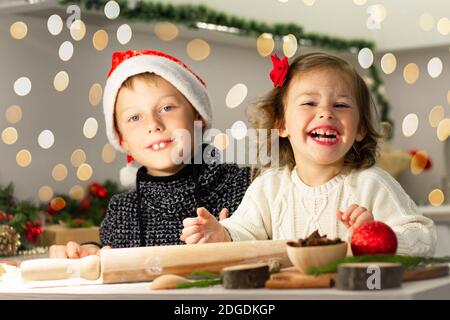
(160, 105), (173, 113)
(128, 115), (140, 122)
(161, 105), (173, 112)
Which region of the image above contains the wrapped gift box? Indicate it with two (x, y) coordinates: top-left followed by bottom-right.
(38, 225), (100, 246)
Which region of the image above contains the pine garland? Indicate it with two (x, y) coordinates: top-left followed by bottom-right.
(307, 254), (450, 276)
(59, 0), (394, 130)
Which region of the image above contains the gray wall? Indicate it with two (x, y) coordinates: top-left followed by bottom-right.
(0, 13), (448, 207)
(380, 47), (449, 205)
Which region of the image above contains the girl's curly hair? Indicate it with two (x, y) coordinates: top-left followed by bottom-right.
(248, 52), (382, 178)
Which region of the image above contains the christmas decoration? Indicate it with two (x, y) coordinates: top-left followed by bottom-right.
(60, 0), (393, 131)
(409, 149), (432, 170)
(0, 225), (21, 256)
(0, 180), (123, 252)
(80, 196), (92, 210)
(39, 225), (99, 247)
(351, 221), (398, 256)
(25, 221), (43, 244)
(0, 184), (43, 249)
(89, 182), (108, 198)
(15, 246), (48, 257)
(43, 180), (124, 228)
(377, 141), (412, 178)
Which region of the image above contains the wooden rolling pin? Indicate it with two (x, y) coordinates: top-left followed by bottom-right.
(20, 255), (100, 281)
(18, 240), (290, 283)
(101, 240), (291, 284)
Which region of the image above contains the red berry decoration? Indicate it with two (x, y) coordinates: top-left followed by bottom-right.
(97, 186), (107, 198)
(88, 183), (100, 196)
(351, 221), (397, 256)
(80, 196), (91, 210)
(25, 221), (43, 244)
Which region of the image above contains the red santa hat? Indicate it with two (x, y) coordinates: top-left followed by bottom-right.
(102, 50), (212, 186)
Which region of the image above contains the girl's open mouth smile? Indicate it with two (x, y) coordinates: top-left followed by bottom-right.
(307, 126), (340, 146)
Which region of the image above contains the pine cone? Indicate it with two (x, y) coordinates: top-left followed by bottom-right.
(0, 225), (21, 257)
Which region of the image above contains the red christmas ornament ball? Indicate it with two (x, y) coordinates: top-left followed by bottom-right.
(351, 221), (397, 256)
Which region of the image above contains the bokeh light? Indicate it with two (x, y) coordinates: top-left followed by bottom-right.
(256, 33), (274, 57)
(71, 149), (86, 167)
(403, 63), (420, 84)
(16, 149), (32, 167)
(1, 127), (18, 145)
(186, 39), (210, 61)
(402, 113), (419, 137)
(226, 83), (248, 109)
(154, 22), (179, 41)
(10, 21), (27, 40)
(5, 105), (22, 124)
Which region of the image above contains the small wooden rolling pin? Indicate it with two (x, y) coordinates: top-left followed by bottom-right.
(20, 256), (100, 281)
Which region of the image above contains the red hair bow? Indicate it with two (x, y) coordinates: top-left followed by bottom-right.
(269, 54), (289, 87)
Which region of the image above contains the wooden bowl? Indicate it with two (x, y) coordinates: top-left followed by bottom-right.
(286, 241), (348, 274)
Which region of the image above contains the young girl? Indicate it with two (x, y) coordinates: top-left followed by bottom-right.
(180, 52), (436, 257)
(49, 50), (250, 258)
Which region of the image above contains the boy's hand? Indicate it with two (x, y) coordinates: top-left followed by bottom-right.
(49, 241), (111, 259)
(180, 207), (231, 244)
(337, 204), (375, 239)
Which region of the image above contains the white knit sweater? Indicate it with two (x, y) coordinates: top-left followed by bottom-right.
(220, 165), (436, 256)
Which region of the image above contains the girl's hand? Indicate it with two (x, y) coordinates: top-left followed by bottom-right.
(180, 207), (231, 244)
(337, 204), (375, 239)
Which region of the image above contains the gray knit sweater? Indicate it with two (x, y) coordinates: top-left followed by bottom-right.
(100, 156), (251, 248)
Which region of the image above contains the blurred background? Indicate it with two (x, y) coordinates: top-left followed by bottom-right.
(0, 0), (449, 254)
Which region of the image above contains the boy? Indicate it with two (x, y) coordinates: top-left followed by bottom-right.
(49, 50), (250, 258)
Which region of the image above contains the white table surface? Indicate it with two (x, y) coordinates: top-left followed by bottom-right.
(1, 272), (450, 300)
(1, 205), (449, 300)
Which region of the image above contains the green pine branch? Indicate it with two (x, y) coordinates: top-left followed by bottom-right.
(176, 278), (221, 289)
(190, 270), (220, 279)
(307, 254), (450, 276)
(174, 270), (221, 288)
(0, 183), (16, 210)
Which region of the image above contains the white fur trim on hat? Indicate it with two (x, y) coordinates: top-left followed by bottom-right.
(120, 163), (138, 187)
(103, 54), (212, 153)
